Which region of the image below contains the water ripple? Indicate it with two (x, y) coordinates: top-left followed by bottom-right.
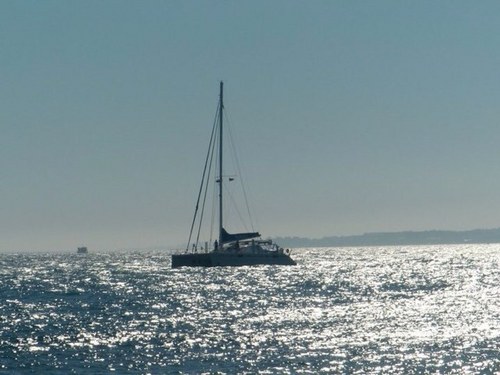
(1, 245), (500, 373)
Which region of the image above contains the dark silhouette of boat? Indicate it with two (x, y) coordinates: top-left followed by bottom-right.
(77, 247), (88, 254)
(172, 82), (296, 268)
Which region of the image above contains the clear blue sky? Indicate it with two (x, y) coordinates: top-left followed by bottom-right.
(2, 1), (500, 251)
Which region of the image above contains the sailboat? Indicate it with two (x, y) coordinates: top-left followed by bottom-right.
(171, 82), (296, 268)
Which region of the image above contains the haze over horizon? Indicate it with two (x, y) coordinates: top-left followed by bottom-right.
(2, 1), (500, 252)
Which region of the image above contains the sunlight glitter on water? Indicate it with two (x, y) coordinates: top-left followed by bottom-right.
(1, 245), (500, 373)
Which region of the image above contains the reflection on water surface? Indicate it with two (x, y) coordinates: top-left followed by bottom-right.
(1, 245), (500, 373)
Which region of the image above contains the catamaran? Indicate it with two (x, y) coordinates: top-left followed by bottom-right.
(171, 82), (296, 268)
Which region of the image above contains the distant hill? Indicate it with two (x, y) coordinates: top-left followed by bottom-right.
(273, 228), (500, 248)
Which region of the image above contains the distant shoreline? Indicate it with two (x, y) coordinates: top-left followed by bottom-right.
(4, 228), (500, 253)
(274, 228), (500, 248)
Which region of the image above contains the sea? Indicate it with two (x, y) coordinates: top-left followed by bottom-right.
(1, 245), (499, 374)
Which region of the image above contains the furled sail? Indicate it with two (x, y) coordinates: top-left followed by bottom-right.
(221, 228), (260, 243)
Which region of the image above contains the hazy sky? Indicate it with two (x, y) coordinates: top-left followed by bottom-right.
(2, 1), (500, 251)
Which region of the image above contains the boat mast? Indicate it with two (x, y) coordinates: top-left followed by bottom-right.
(218, 81), (224, 248)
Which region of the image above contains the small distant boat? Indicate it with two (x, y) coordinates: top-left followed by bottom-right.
(77, 247), (88, 254)
(172, 82), (296, 268)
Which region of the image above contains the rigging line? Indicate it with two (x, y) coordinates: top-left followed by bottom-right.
(224, 110), (256, 232)
(195, 112), (218, 249)
(209, 174), (217, 247)
(209, 154), (219, 248)
(223, 179), (249, 233)
(185, 103), (220, 252)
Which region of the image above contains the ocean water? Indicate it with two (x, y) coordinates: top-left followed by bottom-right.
(1, 245), (500, 374)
